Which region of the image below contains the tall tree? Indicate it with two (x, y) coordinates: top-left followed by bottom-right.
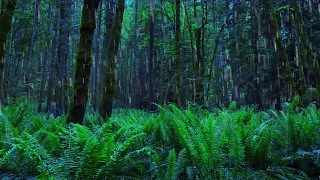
(194, 0), (205, 105)
(25, 0), (40, 95)
(56, 0), (71, 115)
(99, 0), (125, 119)
(174, 0), (181, 106)
(148, 0), (155, 110)
(91, 1), (102, 111)
(68, 0), (100, 124)
(47, 0), (60, 115)
(0, 0), (17, 102)
(134, 0), (141, 109)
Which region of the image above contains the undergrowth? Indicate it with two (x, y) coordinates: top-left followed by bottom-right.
(0, 97), (319, 179)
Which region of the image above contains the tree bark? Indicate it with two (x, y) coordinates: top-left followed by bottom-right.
(92, 1), (102, 111)
(47, 0), (60, 115)
(25, 0), (40, 96)
(0, 0), (17, 102)
(148, 0), (155, 110)
(99, 0), (125, 119)
(56, 0), (71, 115)
(67, 0), (100, 124)
(291, 0), (320, 91)
(174, 0), (181, 106)
(134, 0), (141, 109)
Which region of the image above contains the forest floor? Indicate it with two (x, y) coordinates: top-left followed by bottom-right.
(0, 98), (319, 179)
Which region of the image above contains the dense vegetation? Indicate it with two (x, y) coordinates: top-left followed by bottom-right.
(1, 0), (320, 120)
(0, 97), (319, 179)
(1, 0), (320, 179)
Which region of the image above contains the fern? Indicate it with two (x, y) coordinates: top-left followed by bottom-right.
(165, 149), (178, 180)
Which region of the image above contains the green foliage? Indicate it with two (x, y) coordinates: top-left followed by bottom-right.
(276, 5), (295, 11)
(0, 101), (319, 179)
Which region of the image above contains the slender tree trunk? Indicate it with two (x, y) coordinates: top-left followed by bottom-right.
(67, 0), (100, 124)
(148, 0), (155, 110)
(174, 0), (181, 106)
(38, 46), (49, 112)
(100, 0), (115, 110)
(0, 0), (17, 103)
(47, 0), (60, 115)
(92, 2), (102, 111)
(248, 2), (263, 108)
(195, 27), (204, 105)
(2, 27), (13, 104)
(134, 0), (141, 109)
(56, 0), (71, 115)
(25, 0), (40, 96)
(99, 0), (125, 119)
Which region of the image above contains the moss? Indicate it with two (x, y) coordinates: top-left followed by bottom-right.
(0, 0), (16, 66)
(99, 0), (125, 119)
(0, 0), (17, 101)
(291, 0), (320, 91)
(67, 0), (100, 124)
(271, 11), (298, 96)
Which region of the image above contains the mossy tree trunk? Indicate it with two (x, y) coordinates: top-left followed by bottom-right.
(68, 0), (100, 124)
(0, 0), (17, 103)
(174, 0), (181, 106)
(267, 2), (297, 98)
(91, 1), (102, 111)
(99, 0), (125, 119)
(195, 27), (204, 105)
(134, 0), (141, 109)
(47, 0), (60, 115)
(25, 0), (40, 95)
(56, 0), (71, 115)
(148, 0), (155, 110)
(248, 1), (263, 108)
(291, 0), (320, 91)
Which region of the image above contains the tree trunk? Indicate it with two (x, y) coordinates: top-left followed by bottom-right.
(38, 47), (49, 112)
(134, 0), (141, 109)
(291, 0), (320, 91)
(268, 2), (297, 97)
(56, 0), (71, 115)
(92, 1), (102, 111)
(195, 27), (204, 105)
(174, 0), (181, 106)
(25, 0), (40, 96)
(248, 2), (263, 108)
(148, 0), (155, 110)
(99, 0), (125, 119)
(67, 0), (100, 124)
(0, 0), (17, 102)
(100, 0), (115, 110)
(47, 0), (60, 115)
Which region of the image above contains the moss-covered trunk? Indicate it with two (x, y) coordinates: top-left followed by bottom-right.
(0, 0), (17, 102)
(195, 28), (204, 105)
(291, 0), (320, 91)
(174, 0), (181, 106)
(267, 2), (297, 98)
(99, 0), (125, 119)
(67, 0), (100, 124)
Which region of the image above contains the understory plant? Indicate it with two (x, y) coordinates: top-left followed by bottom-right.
(0, 98), (319, 179)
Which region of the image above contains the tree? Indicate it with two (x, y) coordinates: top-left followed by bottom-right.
(68, 0), (100, 124)
(174, 0), (181, 106)
(0, 0), (17, 102)
(148, 0), (155, 110)
(25, 0), (40, 95)
(99, 0), (125, 119)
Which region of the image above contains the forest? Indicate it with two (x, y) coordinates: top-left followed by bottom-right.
(0, 0), (320, 179)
